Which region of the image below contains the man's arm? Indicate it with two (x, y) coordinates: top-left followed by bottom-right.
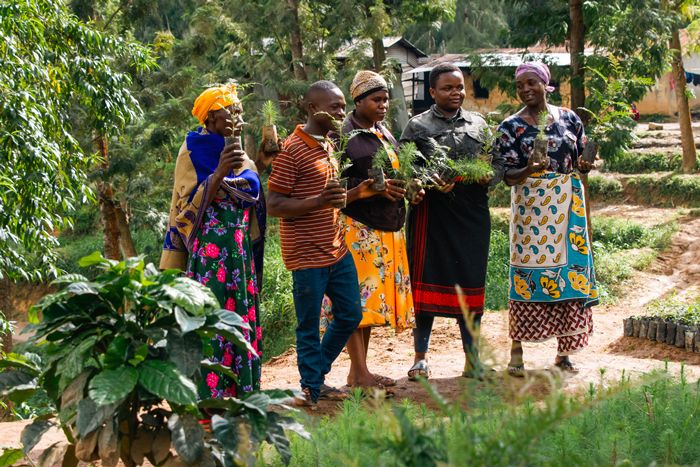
(267, 182), (346, 218)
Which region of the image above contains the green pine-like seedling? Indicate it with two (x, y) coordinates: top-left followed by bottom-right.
(261, 100), (279, 127)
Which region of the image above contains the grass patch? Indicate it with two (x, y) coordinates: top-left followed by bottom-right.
(587, 175), (624, 200)
(259, 219), (297, 361)
(626, 174), (700, 207)
(271, 372), (700, 466)
(488, 182), (511, 207)
(485, 230), (509, 311)
(592, 217), (676, 251)
(602, 151), (699, 174)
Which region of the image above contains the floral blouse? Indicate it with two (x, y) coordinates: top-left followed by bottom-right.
(494, 107), (586, 174)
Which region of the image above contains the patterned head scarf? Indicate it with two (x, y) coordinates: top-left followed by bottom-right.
(191, 83), (241, 126)
(515, 62), (555, 93)
(350, 70), (389, 102)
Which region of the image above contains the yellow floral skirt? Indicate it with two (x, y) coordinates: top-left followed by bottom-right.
(320, 216), (415, 333)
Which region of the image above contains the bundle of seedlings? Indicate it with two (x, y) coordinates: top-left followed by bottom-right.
(450, 155), (495, 184)
(369, 145), (390, 191)
(261, 100), (281, 153)
(530, 110), (550, 166)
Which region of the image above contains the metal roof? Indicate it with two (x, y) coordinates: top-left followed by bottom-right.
(407, 51), (588, 75)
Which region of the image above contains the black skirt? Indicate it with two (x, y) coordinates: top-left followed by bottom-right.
(406, 183), (490, 317)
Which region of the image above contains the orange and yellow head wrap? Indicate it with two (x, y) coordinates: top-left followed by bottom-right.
(191, 83), (241, 126)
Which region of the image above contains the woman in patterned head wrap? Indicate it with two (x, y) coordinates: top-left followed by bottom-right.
(320, 70), (422, 390)
(493, 61), (597, 376)
(160, 83), (266, 401)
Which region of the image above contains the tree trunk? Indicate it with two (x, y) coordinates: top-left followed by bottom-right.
(97, 136), (122, 260)
(0, 278), (12, 354)
(371, 37), (386, 72)
(569, 0), (586, 120)
(389, 63), (409, 132)
(286, 0), (307, 81)
(670, 29), (697, 173)
(115, 202), (137, 258)
(99, 183), (122, 260)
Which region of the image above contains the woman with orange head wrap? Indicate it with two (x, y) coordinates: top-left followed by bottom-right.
(161, 83), (268, 404)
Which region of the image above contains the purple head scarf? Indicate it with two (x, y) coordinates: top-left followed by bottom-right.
(515, 61), (555, 93)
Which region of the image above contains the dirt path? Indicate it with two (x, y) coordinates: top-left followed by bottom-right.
(261, 215), (700, 413)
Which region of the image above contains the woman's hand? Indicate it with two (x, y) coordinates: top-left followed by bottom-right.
(430, 173), (456, 194)
(526, 153), (550, 175)
(381, 179), (407, 201)
(347, 179), (376, 202)
(410, 185), (426, 205)
(215, 140), (246, 178)
(577, 156), (595, 174)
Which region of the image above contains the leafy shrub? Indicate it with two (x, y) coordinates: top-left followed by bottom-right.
(603, 152), (698, 174)
(0, 253), (305, 466)
(488, 183), (511, 207)
(592, 217), (676, 251)
(485, 230), (509, 311)
(259, 223), (297, 360)
(645, 295), (700, 325)
(626, 174), (700, 207)
(587, 175), (623, 200)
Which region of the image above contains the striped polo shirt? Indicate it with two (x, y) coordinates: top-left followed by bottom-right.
(268, 125), (347, 271)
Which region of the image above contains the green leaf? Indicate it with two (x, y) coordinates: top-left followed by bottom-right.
(0, 352), (41, 374)
(56, 335), (99, 390)
(103, 336), (129, 368)
(211, 415), (241, 453)
(167, 331), (202, 377)
(213, 308), (250, 330)
(20, 419), (55, 454)
(167, 413), (205, 464)
(175, 307), (207, 333)
(200, 361), (239, 383)
(138, 360), (197, 406)
(200, 324), (257, 356)
(128, 344), (148, 366)
(0, 448), (24, 467)
(88, 367), (138, 405)
(76, 398), (117, 438)
(78, 251), (115, 268)
(159, 278), (218, 314)
(65, 282), (99, 296)
(0, 370), (37, 396)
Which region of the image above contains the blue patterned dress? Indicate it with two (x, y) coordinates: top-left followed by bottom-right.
(495, 107), (597, 356)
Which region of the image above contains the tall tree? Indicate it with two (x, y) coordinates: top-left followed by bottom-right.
(666, 0), (698, 173)
(569, 0), (586, 118)
(0, 0), (153, 348)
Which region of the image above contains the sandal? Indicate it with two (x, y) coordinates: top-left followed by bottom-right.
(373, 374), (397, 387)
(507, 364), (525, 378)
(319, 384), (349, 401)
(554, 358), (580, 374)
(407, 360), (430, 381)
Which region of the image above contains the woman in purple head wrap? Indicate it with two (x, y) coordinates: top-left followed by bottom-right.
(493, 61), (597, 377)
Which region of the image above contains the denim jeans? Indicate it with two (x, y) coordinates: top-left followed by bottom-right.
(413, 313), (482, 355)
(291, 253), (362, 401)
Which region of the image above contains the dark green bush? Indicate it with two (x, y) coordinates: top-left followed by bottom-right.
(485, 230), (509, 311)
(587, 175), (624, 200)
(627, 174), (700, 207)
(602, 151), (694, 174)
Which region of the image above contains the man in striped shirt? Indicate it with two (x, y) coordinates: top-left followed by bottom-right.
(268, 80), (372, 404)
